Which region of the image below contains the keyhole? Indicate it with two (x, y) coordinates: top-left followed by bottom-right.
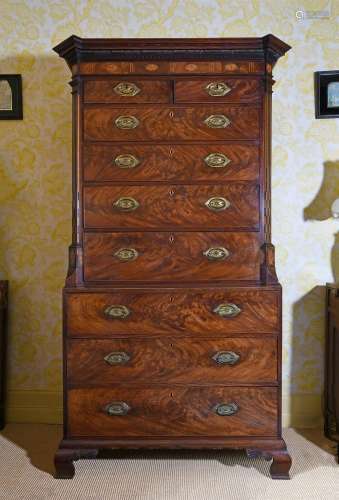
(169, 235), (174, 243)
(170, 296), (174, 302)
(169, 148), (174, 157)
(169, 111), (174, 118)
(170, 392), (174, 398)
(169, 188), (175, 196)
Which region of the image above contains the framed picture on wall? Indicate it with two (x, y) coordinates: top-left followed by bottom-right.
(0, 75), (23, 120)
(315, 71), (339, 119)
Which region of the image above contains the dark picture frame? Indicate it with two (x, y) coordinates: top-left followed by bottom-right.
(0, 75), (23, 120)
(315, 71), (339, 119)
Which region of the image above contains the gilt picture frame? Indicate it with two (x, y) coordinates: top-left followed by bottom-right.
(315, 70), (339, 119)
(0, 75), (23, 120)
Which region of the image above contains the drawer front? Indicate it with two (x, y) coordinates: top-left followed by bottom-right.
(66, 289), (280, 337)
(84, 184), (259, 230)
(83, 232), (261, 282)
(68, 337), (278, 385)
(83, 144), (259, 182)
(68, 386), (278, 437)
(175, 78), (262, 102)
(84, 79), (171, 103)
(84, 105), (259, 141)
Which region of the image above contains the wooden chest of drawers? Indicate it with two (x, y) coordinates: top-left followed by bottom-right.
(53, 35), (291, 479)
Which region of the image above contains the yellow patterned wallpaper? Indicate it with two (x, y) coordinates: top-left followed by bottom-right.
(0, 0), (339, 426)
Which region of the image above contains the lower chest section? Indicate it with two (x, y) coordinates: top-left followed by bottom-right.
(65, 287), (281, 439)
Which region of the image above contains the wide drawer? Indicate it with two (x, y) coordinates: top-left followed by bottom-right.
(83, 143), (260, 182)
(65, 288), (280, 337)
(68, 386), (278, 437)
(83, 232), (261, 282)
(175, 78), (262, 102)
(68, 337), (278, 385)
(83, 184), (259, 230)
(84, 105), (260, 141)
(84, 79), (171, 103)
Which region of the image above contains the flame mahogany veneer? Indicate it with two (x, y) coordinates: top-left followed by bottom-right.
(53, 35), (292, 479)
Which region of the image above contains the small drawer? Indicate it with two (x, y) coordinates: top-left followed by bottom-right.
(68, 386), (278, 438)
(65, 288), (280, 337)
(175, 78), (263, 102)
(83, 105), (260, 141)
(84, 79), (171, 103)
(83, 184), (259, 230)
(68, 337), (278, 385)
(83, 143), (260, 183)
(83, 231), (261, 282)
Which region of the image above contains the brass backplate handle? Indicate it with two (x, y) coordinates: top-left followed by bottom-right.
(113, 82), (141, 97)
(212, 351), (240, 365)
(105, 401), (131, 416)
(104, 305), (131, 319)
(204, 153), (231, 169)
(214, 402), (239, 416)
(115, 115), (139, 129)
(205, 82), (231, 97)
(203, 247), (229, 261)
(113, 197), (139, 212)
(114, 248), (139, 262)
(205, 197), (230, 212)
(213, 303), (242, 318)
(114, 154), (140, 169)
(104, 351), (131, 365)
(204, 114), (230, 128)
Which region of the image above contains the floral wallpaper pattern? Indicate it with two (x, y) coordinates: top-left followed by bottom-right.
(0, 0), (339, 422)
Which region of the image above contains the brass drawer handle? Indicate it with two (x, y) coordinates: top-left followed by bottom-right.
(104, 305), (131, 319)
(104, 351), (131, 365)
(212, 351), (240, 365)
(114, 248), (138, 262)
(205, 82), (231, 97)
(113, 197), (139, 212)
(203, 247), (229, 261)
(213, 303), (242, 318)
(113, 82), (141, 97)
(205, 197), (230, 212)
(115, 115), (139, 129)
(204, 152), (231, 169)
(105, 401), (130, 416)
(114, 154), (140, 169)
(214, 402), (238, 416)
(204, 114), (230, 128)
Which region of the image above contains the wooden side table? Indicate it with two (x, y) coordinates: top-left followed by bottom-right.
(324, 283), (339, 460)
(0, 281), (8, 430)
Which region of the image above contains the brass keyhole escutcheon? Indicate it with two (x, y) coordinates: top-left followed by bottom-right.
(169, 148), (174, 157)
(169, 188), (175, 196)
(169, 235), (175, 243)
(169, 111), (174, 118)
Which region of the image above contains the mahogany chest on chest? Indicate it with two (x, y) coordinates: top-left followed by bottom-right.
(53, 35), (291, 479)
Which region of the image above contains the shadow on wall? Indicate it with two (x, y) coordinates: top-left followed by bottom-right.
(0, 53), (71, 416)
(291, 161), (339, 432)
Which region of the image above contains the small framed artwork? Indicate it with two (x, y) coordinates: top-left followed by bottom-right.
(0, 75), (23, 120)
(315, 71), (339, 119)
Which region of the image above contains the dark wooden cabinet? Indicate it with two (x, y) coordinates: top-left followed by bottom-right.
(324, 283), (339, 458)
(0, 281), (8, 430)
(53, 35), (291, 479)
